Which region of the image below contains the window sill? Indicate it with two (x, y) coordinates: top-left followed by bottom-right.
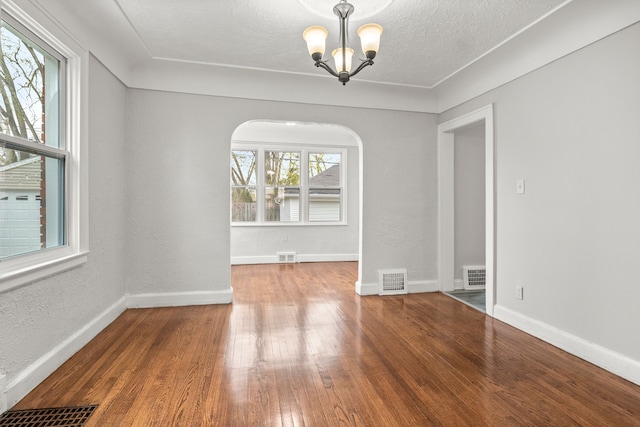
(231, 222), (348, 227)
(0, 248), (89, 294)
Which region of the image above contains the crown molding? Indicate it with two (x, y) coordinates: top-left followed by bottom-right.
(435, 0), (640, 112)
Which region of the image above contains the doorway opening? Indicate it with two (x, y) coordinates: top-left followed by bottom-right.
(437, 105), (495, 316)
(230, 120), (363, 291)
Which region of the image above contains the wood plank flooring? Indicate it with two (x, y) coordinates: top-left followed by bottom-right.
(13, 262), (640, 426)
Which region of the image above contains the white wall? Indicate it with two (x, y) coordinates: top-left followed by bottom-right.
(125, 90), (438, 298)
(454, 123), (486, 282)
(0, 55), (127, 407)
(440, 22), (640, 378)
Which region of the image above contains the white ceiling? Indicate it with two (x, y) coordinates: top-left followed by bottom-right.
(47, 0), (568, 89)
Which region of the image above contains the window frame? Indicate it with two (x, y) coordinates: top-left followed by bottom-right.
(0, 0), (89, 293)
(231, 143), (347, 226)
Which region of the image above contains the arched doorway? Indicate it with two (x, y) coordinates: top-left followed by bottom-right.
(230, 120), (363, 290)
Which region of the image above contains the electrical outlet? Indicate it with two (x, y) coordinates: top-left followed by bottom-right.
(516, 285), (524, 300)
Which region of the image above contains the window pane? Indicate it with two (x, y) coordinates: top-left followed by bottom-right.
(0, 21), (61, 148)
(265, 187), (299, 222)
(309, 153), (341, 186)
(309, 153), (341, 221)
(265, 151), (299, 186)
(0, 147), (65, 258)
(309, 188), (341, 221)
(231, 187), (256, 222)
(231, 150), (256, 186)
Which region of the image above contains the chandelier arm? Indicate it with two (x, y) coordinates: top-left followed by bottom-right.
(348, 59), (374, 78)
(315, 60), (340, 78)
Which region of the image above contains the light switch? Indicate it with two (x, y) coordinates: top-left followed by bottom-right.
(516, 179), (525, 195)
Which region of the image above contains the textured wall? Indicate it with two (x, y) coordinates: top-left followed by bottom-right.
(0, 55), (127, 403)
(125, 91), (437, 294)
(440, 22), (640, 361)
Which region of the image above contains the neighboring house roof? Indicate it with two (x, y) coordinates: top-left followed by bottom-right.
(277, 165), (341, 198)
(0, 156), (42, 191)
(309, 164), (340, 187)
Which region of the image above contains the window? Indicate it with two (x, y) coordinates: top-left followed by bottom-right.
(0, 2), (88, 291)
(231, 146), (345, 225)
(265, 151), (300, 222)
(309, 153), (342, 222)
(0, 17), (65, 259)
(231, 150), (257, 222)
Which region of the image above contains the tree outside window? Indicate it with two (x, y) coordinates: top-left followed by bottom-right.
(265, 151), (300, 222)
(231, 147), (345, 225)
(231, 150), (257, 222)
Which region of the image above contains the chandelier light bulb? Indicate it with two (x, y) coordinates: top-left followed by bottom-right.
(332, 47), (354, 73)
(357, 23), (383, 58)
(303, 26), (329, 60)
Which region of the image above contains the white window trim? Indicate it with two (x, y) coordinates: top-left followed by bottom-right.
(0, 0), (89, 293)
(231, 142), (347, 226)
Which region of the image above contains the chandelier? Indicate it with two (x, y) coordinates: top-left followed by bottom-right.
(302, 0), (383, 85)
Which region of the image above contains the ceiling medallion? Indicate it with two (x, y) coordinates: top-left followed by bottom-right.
(298, 0), (394, 21)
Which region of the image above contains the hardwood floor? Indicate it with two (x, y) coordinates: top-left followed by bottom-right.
(14, 262), (640, 426)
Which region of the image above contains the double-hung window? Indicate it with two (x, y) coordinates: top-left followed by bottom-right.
(0, 3), (87, 291)
(231, 150), (257, 222)
(308, 152), (342, 222)
(231, 146), (346, 225)
(265, 150), (300, 222)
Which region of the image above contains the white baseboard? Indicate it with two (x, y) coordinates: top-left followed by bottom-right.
(6, 296), (126, 409)
(356, 280), (439, 296)
(408, 280), (439, 294)
(0, 374), (6, 414)
(5, 289), (233, 410)
(355, 281), (378, 295)
(296, 253), (358, 263)
(231, 255), (275, 265)
(494, 305), (640, 387)
(126, 289), (233, 308)
(453, 279), (464, 290)
(231, 253), (358, 265)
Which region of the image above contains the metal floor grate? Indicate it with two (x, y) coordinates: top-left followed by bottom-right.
(0, 405), (97, 427)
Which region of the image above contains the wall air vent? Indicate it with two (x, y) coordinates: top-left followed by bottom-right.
(277, 252), (296, 263)
(463, 266), (486, 290)
(378, 269), (408, 295)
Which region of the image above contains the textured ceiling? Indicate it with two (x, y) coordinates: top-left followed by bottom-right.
(69, 0), (569, 88)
